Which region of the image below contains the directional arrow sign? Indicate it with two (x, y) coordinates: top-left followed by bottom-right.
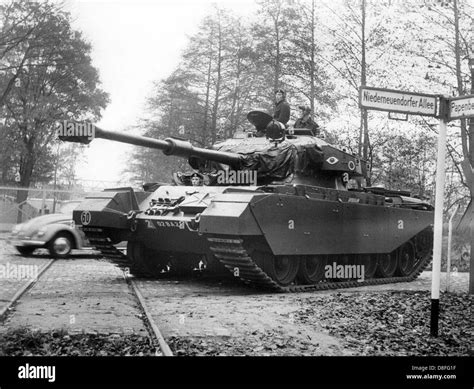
(359, 87), (437, 117)
(449, 95), (474, 120)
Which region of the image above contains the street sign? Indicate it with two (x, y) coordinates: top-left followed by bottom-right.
(448, 95), (474, 120)
(358, 85), (474, 335)
(359, 87), (437, 117)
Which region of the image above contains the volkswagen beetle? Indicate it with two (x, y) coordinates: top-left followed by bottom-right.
(7, 201), (89, 258)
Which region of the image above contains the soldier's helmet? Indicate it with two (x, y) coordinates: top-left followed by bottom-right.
(275, 88), (286, 97)
(265, 119), (286, 142)
(191, 172), (202, 186)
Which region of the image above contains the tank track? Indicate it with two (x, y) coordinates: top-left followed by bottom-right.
(82, 227), (432, 292)
(83, 228), (132, 271)
(208, 236), (432, 293)
(83, 228), (172, 278)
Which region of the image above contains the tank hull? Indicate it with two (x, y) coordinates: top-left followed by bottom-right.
(73, 184), (433, 290)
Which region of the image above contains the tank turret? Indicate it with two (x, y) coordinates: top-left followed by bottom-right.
(58, 112), (366, 190)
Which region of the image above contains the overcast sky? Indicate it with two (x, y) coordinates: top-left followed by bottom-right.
(64, 0), (257, 185)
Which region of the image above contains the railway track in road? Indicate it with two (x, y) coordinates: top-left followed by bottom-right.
(0, 258), (56, 320)
(82, 233), (173, 355)
(125, 275), (173, 356)
(1, 250), (173, 357)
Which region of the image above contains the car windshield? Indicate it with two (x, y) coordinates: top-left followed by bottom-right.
(57, 201), (81, 214)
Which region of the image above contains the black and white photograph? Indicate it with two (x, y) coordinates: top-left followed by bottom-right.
(0, 0), (472, 387)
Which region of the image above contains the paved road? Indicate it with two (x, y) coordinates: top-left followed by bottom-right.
(134, 276), (352, 355)
(1, 243), (147, 335)
(0, 237), (470, 356)
(0, 246), (51, 311)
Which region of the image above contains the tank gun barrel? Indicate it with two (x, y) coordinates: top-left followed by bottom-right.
(58, 122), (242, 167)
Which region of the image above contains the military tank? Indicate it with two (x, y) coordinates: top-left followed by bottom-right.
(59, 111), (433, 292)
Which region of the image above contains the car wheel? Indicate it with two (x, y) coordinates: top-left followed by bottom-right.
(16, 246), (37, 256)
(47, 232), (74, 259)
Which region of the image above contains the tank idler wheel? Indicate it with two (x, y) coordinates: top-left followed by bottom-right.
(396, 242), (416, 276)
(259, 253), (299, 286)
(415, 229), (433, 257)
(375, 252), (398, 278)
(297, 255), (328, 284)
(356, 254), (377, 279)
(127, 241), (155, 277)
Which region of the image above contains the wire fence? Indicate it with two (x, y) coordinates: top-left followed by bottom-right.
(0, 177), (142, 232)
(0, 186), (87, 232)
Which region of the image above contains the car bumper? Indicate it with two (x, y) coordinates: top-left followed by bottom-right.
(7, 238), (45, 247)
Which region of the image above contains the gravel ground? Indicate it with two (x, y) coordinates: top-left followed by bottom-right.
(0, 238), (471, 356)
(0, 328), (156, 356)
(294, 291), (473, 356)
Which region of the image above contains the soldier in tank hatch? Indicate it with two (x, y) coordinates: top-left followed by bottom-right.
(273, 89), (291, 126)
(191, 172), (202, 186)
(294, 105), (320, 136)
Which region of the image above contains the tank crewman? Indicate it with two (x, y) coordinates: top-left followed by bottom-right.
(190, 172), (202, 186)
(294, 105), (320, 136)
(273, 89), (291, 126)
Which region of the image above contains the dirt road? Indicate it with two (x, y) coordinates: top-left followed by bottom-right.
(0, 239), (470, 356)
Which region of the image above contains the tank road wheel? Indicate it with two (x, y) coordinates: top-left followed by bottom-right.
(297, 255), (328, 284)
(375, 252), (398, 278)
(396, 242), (417, 276)
(356, 254), (377, 279)
(170, 255), (197, 275)
(257, 253), (299, 286)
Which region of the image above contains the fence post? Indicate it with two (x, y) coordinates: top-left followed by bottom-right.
(446, 204), (459, 293)
(41, 188), (46, 215)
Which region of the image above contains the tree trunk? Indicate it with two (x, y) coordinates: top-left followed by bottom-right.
(16, 134), (35, 223)
(468, 58), (474, 297)
(310, 0), (315, 113)
(229, 56), (242, 137)
(453, 0), (474, 294)
(274, 17), (280, 90)
(203, 44), (212, 146)
(359, 0), (369, 176)
(211, 15), (223, 145)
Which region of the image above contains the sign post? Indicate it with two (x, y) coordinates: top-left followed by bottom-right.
(430, 112), (447, 336)
(359, 87), (467, 337)
(448, 95), (474, 120)
(430, 95), (474, 335)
